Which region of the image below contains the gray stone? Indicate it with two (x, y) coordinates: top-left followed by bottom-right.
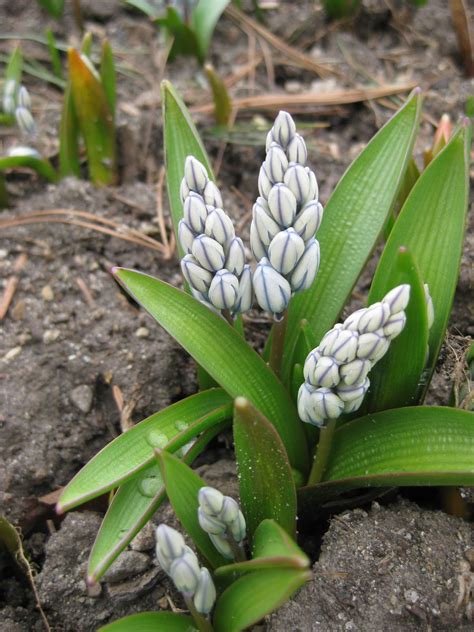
(70, 385), (94, 413)
(103, 551), (151, 584)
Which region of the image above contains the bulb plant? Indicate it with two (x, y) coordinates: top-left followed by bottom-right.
(57, 81), (472, 631)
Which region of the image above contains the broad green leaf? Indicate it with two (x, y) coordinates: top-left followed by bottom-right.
(368, 123), (470, 394)
(100, 40), (116, 117)
(213, 568), (311, 632)
(5, 45), (22, 86)
(361, 247), (429, 413)
(233, 398), (297, 539)
(281, 89), (422, 384)
(215, 519), (309, 577)
(87, 422), (228, 583)
(68, 48), (117, 186)
(192, 0), (230, 62)
(204, 63), (231, 127)
(299, 406), (474, 505)
(0, 153), (58, 182)
(161, 79), (214, 254)
(114, 268), (309, 472)
(57, 389), (232, 511)
(99, 612), (194, 632)
(156, 448), (227, 568)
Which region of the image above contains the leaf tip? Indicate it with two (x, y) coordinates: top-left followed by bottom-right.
(55, 501), (65, 515)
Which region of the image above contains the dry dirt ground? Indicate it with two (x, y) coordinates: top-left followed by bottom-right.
(0, 0), (473, 630)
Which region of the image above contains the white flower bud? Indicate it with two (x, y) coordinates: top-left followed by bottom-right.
(303, 349), (321, 383)
(336, 377), (370, 402)
(272, 111), (296, 148)
(192, 235), (225, 272)
(265, 128), (275, 152)
(15, 106), (36, 135)
(424, 283), (434, 329)
(253, 258), (292, 317)
(193, 568), (216, 615)
(382, 284), (411, 315)
(209, 533), (234, 559)
(180, 178), (190, 203)
(369, 335), (390, 363)
(181, 254), (213, 293)
(199, 486), (225, 515)
(358, 302), (391, 333)
(205, 208), (235, 246)
(219, 497), (240, 524)
(268, 228), (305, 275)
(284, 164), (311, 206)
(340, 358), (372, 385)
(184, 156), (208, 193)
(293, 201), (323, 241)
(170, 551), (200, 595)
(253, 200), (281, 247)
(343, 308), (366, 331)
(289, 238), (320, 292)
(265, 146), (288, 183)
(178, 219), (195, 254)
(7, 146), (40, 158)
(203, 180), (223, 208)
(343, 391), (367, 414)
(3, 79), (17, 114)
(184, 192), (208, 234)
(267, 184), (297, 227)
(225, 237), (245, 276)
(228, 512), (246, 543)
(250, 222), (267, 261)
(382, 311), (407, 339)
(318, 327), (342, 356)
(156, 525), (186, 561)
(311, 356), (340, 388)
(198, 508), (226, 535)
(297, 382), (319, 425)
(286, 133), (307, 165)
(3, 95), (15, 116)
(233, 265), (253, 314)
(208, 270), (239, 310)
(258, 164), (273, 198)
(17, 86), (31, 110)
(306, 168), (319, 201)
(308, 386), (344, 423)
(330, 329), (359, 363)
(357, 330), (388, 362)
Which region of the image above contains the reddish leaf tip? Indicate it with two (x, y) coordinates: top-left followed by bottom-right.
(234, 396), (249, 411)
(55, 502), (65, 515)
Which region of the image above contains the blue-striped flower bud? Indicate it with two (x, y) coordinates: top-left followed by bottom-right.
(356, 330), (389, 362)
(203, 180), (223, 208)
(289, 237), (320, 292)
(318, 325), (344, 356)
(297, 382), (317, 425)
(258, 164), (273, 198)
(253, 258), (292, 317)
(303, 349), (321, 383)
(233, 264), (253, 314)
(250, 222), (268, 261)
(382, 311), (407, 339)
(272, 110), (296, 148)
(178, 219), (195, 254)
(424, 283), (434, 328)
(199, 486), (225, 515)
(267, 184), (297, 227)
(343, 308), (366, 331)
(15, 106), (36, 135)
(209, 533), (234, 559)
(208, 269), (239, 310)
(225, 237), (245, 276)
(170, 551), (201, 595)
(17, 86), (31, 110)
(3, 79), (17, 114)
(184, 192), (208, 234)
(155, 525), (186, 573)
(329, 329), (358, 363)
(205, 208), (235, 246)
(284, 164), (311, 206)
(184, 156), (208, 193)
(198, 508), (226, 535)
(268, 228), (305, 275)
(192, 235), (226, 272)
(193, 568), (216, 615)
(286, 133), (307, 165)
(253, 200), (280, 247)
(220, 497), (240, 524)
(179, 178), (190, 203)
(310, 356), (340, 388)
(293, 201), (323, 241)
(228, 512), (246, 543)
(265, 146), (288, 183)
(382, 283), (410, 315)
(307, 168), (319, 201)
(339, 358), (371, 386)
(310, 387), (345, 420)
(181, 254), (213, 293)
(357, 302), (391, 333)
(336, 377), (370, 402)
(343, 391), (367, 413)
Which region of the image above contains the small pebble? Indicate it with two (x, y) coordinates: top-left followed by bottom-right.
(285, 80), (302, 94)
(41, 285), (54, 301)
(135, 327), (150, 339)
(3, 346), (22, 361)
(70, 385), (94, 413)
(43, 329), (61, 344)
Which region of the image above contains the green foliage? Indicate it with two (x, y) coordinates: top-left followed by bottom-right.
(36, 0), (66, 18)
(99, 612), (194, 632)
(322, 0), (361, 19)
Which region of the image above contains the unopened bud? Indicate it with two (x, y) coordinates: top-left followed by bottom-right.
(356, 331), (388, 362)
(382, 284), (410, 315)
(254, 258), (291, 317)
(286, 133), (307, 165)
(265, 146), (288, 183)
(424, 283), (434, 329)
(329, 329), (358, 363)
(178, 219), (195, 254)
(284, 164), (311, 206)
(198, 508), (226, 535)
(336, 377), (370, 402)
(228, 512), (246, 543)
(233, 264), (253, 314)
(258, 164), (273, 198)
(267, 184), (297, 227)
(358, 302), (390, 333)
(17, 86), (31, 110)
(156, 525), (186, 561)
(208, 270), (239, 310)
(184, 192), (208, 234)
(311, 356), (340, 388)
(199, 486), (225, 515)
(289, 238), (320, 292)
(203, 180), (223, 208)
(180, 178), (190, 203)
(193, 568), (216, 615)
(343, 308), (366, 331)
(382, 311), (407, 339)
(307, 168), (318, 201)
(303, 349), (321, 383)
(184, 156), (208, 193)
(272, 111), (296, 148)
(170, 551), (200, 595)
(268, 228), (305, 275)
(209, 533), (234, 559)
(15, 106), (36, 135)
(219, 497), (240, 524)
(192, 235), (226, 272)
(225, 237), (245, 276)
(253, 200), (280, 247)
(339, 358), (371, 386)
(181, 254), (213, 293)
(293, 201), (323, 241)
(205, 208), (235, 246)
(250, 222), (267, 261)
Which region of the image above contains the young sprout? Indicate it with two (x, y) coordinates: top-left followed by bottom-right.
(251, 111), (322, 320)
(179, 157), (253, 321)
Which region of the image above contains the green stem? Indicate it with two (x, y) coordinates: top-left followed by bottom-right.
(222, 309), (234, 327)
(227, 535), (247, 562)
(269, 310), (288, 378)
(184, 596), (214, 632)
(307, 418), (337, 486)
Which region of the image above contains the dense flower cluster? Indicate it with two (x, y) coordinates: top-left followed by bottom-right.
(250, 111), (323, 319)
(3, 81), (36, 135)
(298, 284), (411, 427)
(198, 486), (246, 560)
(178, 156), (252, 316)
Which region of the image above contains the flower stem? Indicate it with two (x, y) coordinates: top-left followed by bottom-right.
(227, 535), (247, 562)
(184, 596), (214, 632)
(307, 418), (337, 486)
(222, 308), (234, 327)
(269, 310), (288, 378)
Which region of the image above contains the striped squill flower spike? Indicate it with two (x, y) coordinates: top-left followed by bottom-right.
(298, 284), (411, 427)
(198, 486), (246, 561)
(251, 111), (323, 319)
(178, 156), (252, 317)
(14, 86), (36, 136)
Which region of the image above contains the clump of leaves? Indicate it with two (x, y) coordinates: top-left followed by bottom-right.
(58, 82), (472, 630)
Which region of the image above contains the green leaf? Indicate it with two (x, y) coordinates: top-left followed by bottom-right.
(99, 612), (194, 632)
(361, 247), (429, 413)
(0, 153), (58, 182)
(100, 40), (116, 117)
(36, 0), (66, 18)
(290, 319), (318, 373)
(233, 398), (297, 539)
(368, 123), (470, 393)
(204, 63), (232, 127)
(213, 568), (311, 632)
(215, 519), (309, 577)
(299, 406), (474, 505)
(58, 81), (81, 178)
(192, 0), (230, 62)
(124, 0), (159, 18)
(45, 28), (63, 80)
(157, 7), (201, 62)
(67, 47), (117, 186)
(57, 389), (232, 512)
(87, 421), (228, 583)
(5, 45), (23, 86)
(156, 448), (227, 568)
(114, 268), (309, 472)
(281, 88), (422, 384)
(161, 79), (214, 255)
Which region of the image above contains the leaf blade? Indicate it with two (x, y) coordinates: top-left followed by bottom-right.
(99, 612), (194, 632)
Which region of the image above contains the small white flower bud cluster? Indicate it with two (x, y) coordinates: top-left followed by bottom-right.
(198, 486), (246, 560)
(298, 284), (411, 427)
(155, 524), (216, 615)
(179, 156), (252, 316)
(3, 80), (36, 135)
(251, 111), (323, 319)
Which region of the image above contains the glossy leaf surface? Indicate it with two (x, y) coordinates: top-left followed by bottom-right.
(99, 612), (194, 632)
